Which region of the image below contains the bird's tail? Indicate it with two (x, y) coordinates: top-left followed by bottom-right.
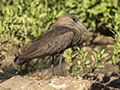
(14, 56), (27, 66)
(14, 56), (19, 63)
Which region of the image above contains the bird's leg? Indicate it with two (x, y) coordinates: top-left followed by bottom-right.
(59, 54), (64, 76)
(51, 56), (54, 76)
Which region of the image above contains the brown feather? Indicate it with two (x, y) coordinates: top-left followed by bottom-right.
(14, 14), (90, 66)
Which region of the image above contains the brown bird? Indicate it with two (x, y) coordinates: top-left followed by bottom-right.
(14, 14), (90, 76)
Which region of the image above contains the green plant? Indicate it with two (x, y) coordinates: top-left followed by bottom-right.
(63, 48), (77, 74)
(107, 13), (120, 75)
(75, 47), (90, 74)
(88, 49), (109, 73)
(65, 0), (120, 32)
(63, 47), (109, 75)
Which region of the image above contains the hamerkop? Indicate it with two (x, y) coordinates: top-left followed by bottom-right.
(14, 14), (90, 76)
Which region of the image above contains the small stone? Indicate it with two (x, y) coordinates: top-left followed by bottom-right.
(94, 46), (101, 51)
(85, 46), (92, 52)
(93, 35), (107, 44)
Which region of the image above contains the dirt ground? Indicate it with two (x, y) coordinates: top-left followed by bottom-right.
(0, 32), (120, 90)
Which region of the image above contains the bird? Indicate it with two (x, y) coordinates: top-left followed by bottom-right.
(14, 14), (91, 76)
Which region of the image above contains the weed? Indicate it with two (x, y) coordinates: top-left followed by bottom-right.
(75, 47), (90, 75)
(63, 48), (77, 75)
(63, 48), (109, 75)
(107, 13), (120, 75)
(88, 49), (109, 73)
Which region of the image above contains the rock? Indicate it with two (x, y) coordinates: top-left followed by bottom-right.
(105, 72), (116, 78)
(93, 46), (101, 51)
(107, 77), (120, 89)
(0, 75), (118, 90)
(93, 35), (110, 44)
(27, 70), (53, 80)
(0, 75), (31, 90)
(85, 46), (92, 52)
(0, 87), (10, 90)
(82, 72), (111, 84)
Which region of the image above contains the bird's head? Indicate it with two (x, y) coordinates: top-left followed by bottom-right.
(51, 14), (91, 35)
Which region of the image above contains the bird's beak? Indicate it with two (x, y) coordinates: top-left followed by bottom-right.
(77, 21), (91, 35)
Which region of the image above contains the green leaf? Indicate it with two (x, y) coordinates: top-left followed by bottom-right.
(77, 61), (81, 65)
(85, 60), (90, 64)
(56, 11), (64, 18)
(107, 14), (112, 19)
(100, 49), (104, 54)
(86, 65), (91, 68)
(102, 53), (109, 58)
(39, 13), (47, 18)
(97, 65), (105, 68)
(91, 55), (95, 62)
(92, 51), (96, 58)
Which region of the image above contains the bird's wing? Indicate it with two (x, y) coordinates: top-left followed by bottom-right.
(19, 26), (74, 59)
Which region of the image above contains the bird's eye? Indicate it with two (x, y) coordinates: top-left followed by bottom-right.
(72, 18), (77, 22)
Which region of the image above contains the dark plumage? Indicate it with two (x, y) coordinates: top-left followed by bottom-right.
(14, 14), (90, 75)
